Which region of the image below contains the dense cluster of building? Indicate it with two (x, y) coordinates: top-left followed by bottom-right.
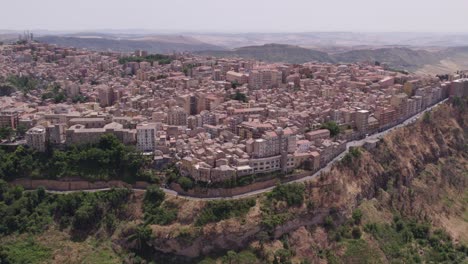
(0, 40), (466, 183)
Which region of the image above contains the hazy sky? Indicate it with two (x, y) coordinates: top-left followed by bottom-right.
(2, 0), (468, 32)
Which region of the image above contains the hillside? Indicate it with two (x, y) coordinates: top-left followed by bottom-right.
(196, 44), (334, 64)
(416, 46), (468, 75)
(196, 44), (443, 70)
(332, 47), (443, 69)
(0, 98), (466, 263)
(35, 35), (224, 54)
(197, 43), (468, 73)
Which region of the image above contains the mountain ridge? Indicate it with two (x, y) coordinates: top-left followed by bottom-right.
(35, 35), (225, 54)
(197, 43), (468, 72)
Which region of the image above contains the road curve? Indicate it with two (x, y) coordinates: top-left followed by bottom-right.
(45, 99), (448, 201)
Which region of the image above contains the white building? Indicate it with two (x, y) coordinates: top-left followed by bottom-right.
(136, 122), (161, 152)
(26, 126), (47, 152)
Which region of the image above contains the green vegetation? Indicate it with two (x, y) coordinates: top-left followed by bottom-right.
(0, 181), (132, 237)
(363, 215), (467, 263)
(143, 185), (177, 225)
(231, 90), (248, 103)
(451, 96), (467, 113)
(0, 124), (28, 141)
(231, 80), (239, 89)
(388, 68), (409, 75)
(0, 134), (150, 182)
(221, 250), (259, 264)
(5, 75), (39, 95)
(320, 121), (340, 137)
(72, 94), (88, 103)
(423, 111), (432, 124)
(177, 176), (194, 191)
(341, 147), (362, 168)
(126, 225), (154, 251)
(342, 239), (381, 264)
(0, 126), (14, 140)
(41, 82), (66, 103)
(118, 54), (173, 65)
(0, 82), (16, 96)
(267, 183), (305, 206)
(182, 63), (197, 76)
(260, 183), (305, 231)
(195, 198), (256, 226)
(352, 209), (363, 225)
(0, 237), (52, 264)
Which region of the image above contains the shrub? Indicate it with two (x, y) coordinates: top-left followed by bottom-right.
(144, 205), (177, 226)
(268, 183), (305, 206)
(352, 209), (363, 225)
(324, 216), (334, 230)
(352, 227), (362, 239)
(196, 198), (256, 226)
(423, 111), (432, 124)
(144, 185), (165, 207)
(177, 176), (194, 191)
(142, 185), (177, 226)
(321, 121), (340, 137)
(0, 238), (51, 264)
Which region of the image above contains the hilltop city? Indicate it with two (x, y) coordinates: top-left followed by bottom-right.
(0, 35), (467, 187)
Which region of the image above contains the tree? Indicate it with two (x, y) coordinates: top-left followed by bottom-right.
(53, 92), (66, 103)
(256, 231), (270, 250)
(423, 111), (432, 124)
(127, 225), (153, 251)
(232, 91), (248, 103)
(144, 185), (165, 207)
(0, 127), (13, 140)
(231, 81), (239, 89)
(352, 226), (362, 239)
(352, 209), (363, 225)
(320, 121), (340, 137)
(177, 176), (194, 191)
(268, 183), (305, 206)
(72, 203), (100, 231)
(324, 216), (334, 230)
(72, 94), (87, 103)
(15, 125), (27, 138)
(6, 75), (39, 96)
(222, 250), (238, 264)
(274, 248), (293, 264)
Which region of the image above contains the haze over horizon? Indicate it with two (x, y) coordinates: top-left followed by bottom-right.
(2, 0), (468, 33)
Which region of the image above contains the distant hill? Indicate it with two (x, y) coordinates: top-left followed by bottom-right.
(36, 35), (224, 54)
(197, 44), (459, 71)
(196, 44), (334, 63)
(332, 47), (442, 69)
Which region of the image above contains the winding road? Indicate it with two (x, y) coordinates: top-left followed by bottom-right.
(45, 99), (448, 201)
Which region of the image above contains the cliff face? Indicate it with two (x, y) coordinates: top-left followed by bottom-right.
(324, 102), (467, 238)
(122, 101), (467, 261)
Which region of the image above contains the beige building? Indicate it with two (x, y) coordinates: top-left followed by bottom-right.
(226, 71), (249, 84)
(98, 85), (115, 107)
(66, 122), (135, 145)
(355, 110), (370, 132)
(26, 126), (47, 152)
(69, 117), (107, 128)
(0, 109), (20, 129)
(248, 69), (281, 89)
(167, 106), (187, 126)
